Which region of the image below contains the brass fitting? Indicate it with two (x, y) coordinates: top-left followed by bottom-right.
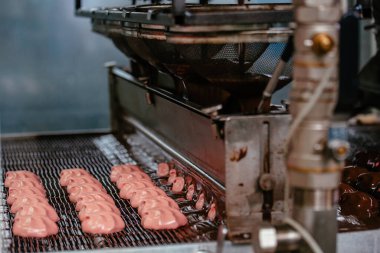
(311, 33), (334, 55)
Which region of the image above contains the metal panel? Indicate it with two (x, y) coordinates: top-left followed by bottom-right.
(110, 67), (291, 243)
(224, 114), (290, 241)
(111, 69), (226, 184)
(77, 5), (293, 26)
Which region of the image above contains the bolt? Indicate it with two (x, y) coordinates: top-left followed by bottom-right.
(336, 146), (347, 156)
(145, 92), (154, 105)
(329, 139), (350, 161)
(253, 224), (278, 253)
(259, 227), (277, 249)
(259, 174), (276, 191)
(243, 233), (251, 239)
(313, 138), (327, 153)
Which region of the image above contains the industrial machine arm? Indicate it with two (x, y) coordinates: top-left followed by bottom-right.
(255, 1), (348, 252)
(287, 0), (345, 252)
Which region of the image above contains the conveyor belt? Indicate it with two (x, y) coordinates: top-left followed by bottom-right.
(0, 133), (219, 253)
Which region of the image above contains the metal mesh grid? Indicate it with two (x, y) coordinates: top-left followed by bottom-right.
(168, 42), (292, 80)
(213, 43), (269, 64)
(0, 133), (218, 253)
(248, 42), (292, 76)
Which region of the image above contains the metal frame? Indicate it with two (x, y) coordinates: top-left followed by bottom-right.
(109, 67), (226, 184)
(285, 1), (343, 252)
(75, 2), (293, 26)
(108, 66), (290, 243)
(224, 114), (290, 242)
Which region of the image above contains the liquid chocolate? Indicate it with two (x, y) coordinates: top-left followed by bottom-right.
(356, 172), (380, 199)
(341, 166), (368, 186)
(339, 166), (380, 232)
(339, 191), (379, 219)
(339, 183), (357, 196)
(352, 150), (380, 171)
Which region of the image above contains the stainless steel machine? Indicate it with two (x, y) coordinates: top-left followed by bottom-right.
(78, 0), (294, 246)
(1, 0), (380, 253)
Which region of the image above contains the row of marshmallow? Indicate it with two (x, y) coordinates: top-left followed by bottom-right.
(5, 171), (59, 238)
(157, 162), (217, 221)
(110, 164), (188, 230)
(5, 164), (192, 237)
(60, 169), (125, 234)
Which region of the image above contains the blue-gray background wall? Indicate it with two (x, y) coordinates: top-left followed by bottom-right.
(0, 0), (293, 135)
(0, 1), (129, 134)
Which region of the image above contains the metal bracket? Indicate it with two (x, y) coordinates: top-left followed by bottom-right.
(225, 115), (290, 243)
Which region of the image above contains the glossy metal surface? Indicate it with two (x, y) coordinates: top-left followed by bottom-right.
(288, 0), (342, 252)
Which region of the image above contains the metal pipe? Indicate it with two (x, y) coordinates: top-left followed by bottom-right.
(257, 36), (293, 113)
(287, 1), (343, 252)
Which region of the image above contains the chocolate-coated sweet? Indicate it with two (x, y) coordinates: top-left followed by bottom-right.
(356, 172), (380, 199)
(342, 166), (368, 186)
(352, 150), (380, 171)
(339, 183), (357, 196)
(339, 191), (379, 219)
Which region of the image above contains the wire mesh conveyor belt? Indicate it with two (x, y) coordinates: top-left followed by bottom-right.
(0, 133), (218, 253)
